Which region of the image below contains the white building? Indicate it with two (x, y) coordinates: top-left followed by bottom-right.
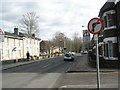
(0, 28), (41, 61)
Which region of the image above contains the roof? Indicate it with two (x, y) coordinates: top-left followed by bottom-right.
(40, 40), (52, 44)
(5, 31), (41, 40)
(5, 32), (23, 39)
(99, 2), (115, 17)
(19, 32), (41, 40)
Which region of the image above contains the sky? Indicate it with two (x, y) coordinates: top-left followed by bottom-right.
(0, 0), (108, 40)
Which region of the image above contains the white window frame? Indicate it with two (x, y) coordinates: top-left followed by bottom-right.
(103, 37), (118, 60)
(108, 41), (113, 58)
(103, 10), (116, 30)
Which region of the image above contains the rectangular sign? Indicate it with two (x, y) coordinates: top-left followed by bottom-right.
(83, 30), (90, 43)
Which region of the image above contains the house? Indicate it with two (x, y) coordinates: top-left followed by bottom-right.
(40, 40), (52, 54)
(89, 1), (119, 67)
(115, 1), (120, 61)
(98, 1), (119, 61)
(0, 28), (41, 61)
(40, 40), (61, 54)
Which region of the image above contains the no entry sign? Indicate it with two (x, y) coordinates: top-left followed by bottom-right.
(87, 17), (104, 89)
(87, 17), (104, 34)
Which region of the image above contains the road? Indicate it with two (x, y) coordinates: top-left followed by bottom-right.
(3, 56), (74, 73)
(2, 54), (118, 89)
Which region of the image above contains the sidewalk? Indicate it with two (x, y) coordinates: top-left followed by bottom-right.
(67, 54), (118, 72)
(2, 56), (57, 70)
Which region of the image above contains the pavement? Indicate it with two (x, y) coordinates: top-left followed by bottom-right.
(1, 54), (119, 89)
(56, 54), (119, 89)
(67, 54), (119, 72)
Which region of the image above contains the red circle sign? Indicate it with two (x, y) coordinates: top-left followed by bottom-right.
(87, 17), (104, 34)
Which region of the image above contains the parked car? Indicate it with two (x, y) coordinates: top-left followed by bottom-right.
(64, 53), (74, 61)
(81, 51), (88, 54)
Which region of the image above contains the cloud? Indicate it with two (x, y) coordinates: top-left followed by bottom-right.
(0, 0), (107, 40)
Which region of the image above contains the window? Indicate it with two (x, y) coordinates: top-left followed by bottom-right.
(104, 44), (108, 57)
(34, 39), (35, 44)
(19, 40), (21, 46)
(14, 39), (15, 46)
(102, 44), (104, 57)
(103, 13), (115, 28)
(104, 16), (107, 28)
(104, 41), (113, 58)
(19, 50), (21, 57)
(30, 38), (31, 44)
(107, 14), (115, 27)
(26, 38), (28, 44)
(108, 41), (113, 57)
(6, 50), (9, 59)
(7, 38), (9, 46)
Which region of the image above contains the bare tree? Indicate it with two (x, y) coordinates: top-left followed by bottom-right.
(72, 32), (83, 53)
(52, 32), (66, 48)
(20, 12), (39, 35)
(51, 32), (66, 53)
(51, 32), (83, 53)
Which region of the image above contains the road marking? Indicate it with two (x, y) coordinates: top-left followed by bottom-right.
(41, 64), (51, 68)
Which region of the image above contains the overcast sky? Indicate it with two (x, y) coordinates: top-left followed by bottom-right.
(0, 0), (107, 40)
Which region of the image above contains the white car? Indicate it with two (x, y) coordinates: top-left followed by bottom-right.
(64, 53), (74, 61)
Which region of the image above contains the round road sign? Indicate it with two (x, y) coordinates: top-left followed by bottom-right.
(87, 17), (104, 34)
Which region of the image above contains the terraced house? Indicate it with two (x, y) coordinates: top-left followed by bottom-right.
(90, 1), (120, 67)
(0, 28), (41, 61)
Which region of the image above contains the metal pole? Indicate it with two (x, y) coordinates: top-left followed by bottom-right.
(96, 34), (100, 89)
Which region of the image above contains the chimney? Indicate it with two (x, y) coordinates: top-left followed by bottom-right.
(32, 34), (35, 37)
(14, 28), (19, 35)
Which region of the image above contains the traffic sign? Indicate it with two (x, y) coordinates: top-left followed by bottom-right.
(87, 17), (104, 89)
(83, 30), (90, 43)
(87, 17), (104, 34)
(83, 30), (90, 37)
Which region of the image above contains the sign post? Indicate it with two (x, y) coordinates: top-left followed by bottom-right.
(87, 17), (104, 90)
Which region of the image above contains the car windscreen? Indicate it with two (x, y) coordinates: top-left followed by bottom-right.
(65, 54), (71, 57)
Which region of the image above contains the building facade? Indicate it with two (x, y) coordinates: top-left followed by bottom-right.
(99, 2), (118, 61)
(89, 1), (119, 67)
(0, 28), (40, 61)
(40, 40), (60, 54)
(115, 1), (120, 61)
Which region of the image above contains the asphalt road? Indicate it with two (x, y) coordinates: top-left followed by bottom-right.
(3, 56), (74, 73)
(2, 54), (118, 89)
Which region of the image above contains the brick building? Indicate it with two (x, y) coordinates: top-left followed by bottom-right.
(89, 1), (120, 67)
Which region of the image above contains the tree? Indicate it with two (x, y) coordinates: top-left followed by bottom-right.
(51, 32), (66, 53)
(72, 32), (83, 53)
(51, 31), (83, 53)
(20, 12), (39, 35)
(52, 31), (66, 48)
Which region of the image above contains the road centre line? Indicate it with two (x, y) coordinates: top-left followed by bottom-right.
(41, 64), (52, 68)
